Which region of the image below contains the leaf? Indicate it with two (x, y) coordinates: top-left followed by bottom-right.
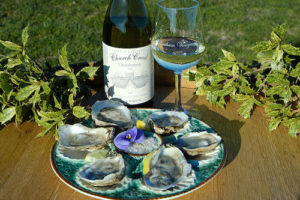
(270, 31), (281, 44)
(182, 70), (196, 81)
(216, 96), (226, 108)
(266, 71), (286, 85)
(233, 94), (251, 102)
(68, 73), (78, 91)
(222, 49), (236, 61)
(6, 90), (14, 103)
(22, 25), (29, 47)
(76, 66), (99, 79)
(265, 85), (285, 96)
(281, 106), (293, 117)
(196, 87), (208, 96)
(41, 81), (51, 95)
(55, 70), (70, 77)
(197, 66), (214, 76)
(288, 118), (300, 138)
(257, 50), (274, 66)
(272, 24), (287, 39)
(232, 64), (239, 76)
(28, 87), (41, 105)
(291, 85), (300, 96)
(281, 88), (292, 104)
(240, 82), (255, 94)
(15, 85), (40, 101)
(15, 106), (23, 123)
(219, 86), (234, 97)
(282, 44), (300, 56)
(37, 110), (66, 122)
(5, 59), (23, 69)
(0, 107), (16, 124)
(206, 91), (218, 105)
(290, 63), (300, 78)
(238, 97), (255, 119)
(0, 72), (13, 93)
(68, 93), (74, 108)
(254, 98), (264, 106)
(211, 60), (234, 75)
(0, 40), (22, 51)
(269, 117), (281, 131)
(53, 95), (62, 110)
(252, 41), (275, 53)
(0, 51), (18, 62)
(58, 45), (71, 72)
(266, 103), (283, 112)
(73, 106), (89, 119)
(273, 47), (283, 63)
(210, 75), (227, 85)
(256, 79), (263, 88)
(36, 122), (56, 137)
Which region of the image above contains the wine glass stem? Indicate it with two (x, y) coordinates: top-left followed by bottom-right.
(175, 72), (183, 111)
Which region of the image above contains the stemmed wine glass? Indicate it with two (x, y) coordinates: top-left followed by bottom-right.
(151, 0), (205, 111)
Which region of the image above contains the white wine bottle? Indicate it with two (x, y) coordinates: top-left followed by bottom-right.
(102, 0), (154, 107)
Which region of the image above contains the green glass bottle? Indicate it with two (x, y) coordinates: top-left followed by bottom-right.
(102, 0), (154, 107)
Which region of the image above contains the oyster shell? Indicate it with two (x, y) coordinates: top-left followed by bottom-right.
(78, 152), (125, 187)
(91, 100), (134, 130)
(143, 144), (192, 190)
(148, 111), (189, 135)
(175, 131), (222, 156)
(58, 123), (114, 151)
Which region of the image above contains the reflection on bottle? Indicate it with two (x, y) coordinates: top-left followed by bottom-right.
(110, 72), (150, 89)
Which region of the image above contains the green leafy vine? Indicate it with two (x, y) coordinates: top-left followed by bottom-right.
(0, 26), (98, 138)
(184, 25), (300, 138)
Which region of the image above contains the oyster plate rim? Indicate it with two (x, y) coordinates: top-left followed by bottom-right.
(50, 108), (227, 200)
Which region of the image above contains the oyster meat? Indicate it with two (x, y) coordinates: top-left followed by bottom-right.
(143, 144), (192, 190)
(58, 123), (114, 150)
(91, 100), (134, 130)
(78, 152), (125, 187)
(175, 131), (222, 156)
(148, 111), (189, 135)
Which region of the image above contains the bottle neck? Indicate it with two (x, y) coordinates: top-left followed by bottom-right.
(108, 0), (148, 18)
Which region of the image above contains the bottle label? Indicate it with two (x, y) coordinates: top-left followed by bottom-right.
(103, 42), (154, 105)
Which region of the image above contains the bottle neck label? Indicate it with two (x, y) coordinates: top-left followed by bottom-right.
(103, 42), (154, 105)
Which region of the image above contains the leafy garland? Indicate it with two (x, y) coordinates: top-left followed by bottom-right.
(1, 25), (299, 138)
(0, 26), (98, 138)
(184, 25), (300, 138)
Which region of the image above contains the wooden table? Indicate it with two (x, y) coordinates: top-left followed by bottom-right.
(0, 85), (299, 200)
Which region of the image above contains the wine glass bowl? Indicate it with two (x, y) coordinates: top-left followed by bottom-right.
(151, 0), (205, 110)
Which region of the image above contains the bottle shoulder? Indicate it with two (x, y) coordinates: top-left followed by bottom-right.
(102, 16), (152, 48)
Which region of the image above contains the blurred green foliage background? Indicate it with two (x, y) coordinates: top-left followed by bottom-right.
(0, 0), (299, 66)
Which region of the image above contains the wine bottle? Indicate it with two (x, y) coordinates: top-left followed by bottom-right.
(102, 0), (154, 107)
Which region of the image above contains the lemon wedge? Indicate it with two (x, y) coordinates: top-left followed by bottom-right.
(85, 149), (109, 162)
(136, 120), (151, 131)
(143, 150), (156, 175)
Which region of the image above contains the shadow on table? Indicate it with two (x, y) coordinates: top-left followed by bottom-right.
(89, 85), (175, 109)
(153, 86), (174, 109)
(186, 96), (244, 168)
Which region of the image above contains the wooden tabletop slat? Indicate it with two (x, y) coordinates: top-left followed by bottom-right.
(0, 86), (299, 200)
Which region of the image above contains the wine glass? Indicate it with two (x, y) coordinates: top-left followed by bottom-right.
(151, 0), (205, 111)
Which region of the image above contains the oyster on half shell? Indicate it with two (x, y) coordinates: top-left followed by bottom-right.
(142, 144), (192, 190)
(91, 100), (134, 130)
(148, 111), (189, 135)
(78, 152), (125, 187)
(174, 131), (222, 156)
(58, 123), (114, 151)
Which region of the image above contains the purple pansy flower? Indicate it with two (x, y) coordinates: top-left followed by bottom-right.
(114, 126), (144, 151)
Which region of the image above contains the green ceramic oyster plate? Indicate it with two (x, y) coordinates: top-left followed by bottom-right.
(50, 109), (226, 200)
